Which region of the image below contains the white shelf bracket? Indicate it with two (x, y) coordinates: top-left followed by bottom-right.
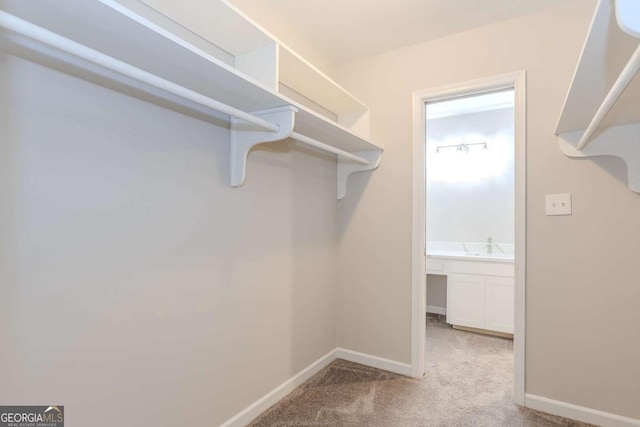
(337, 149), (383, 200)
(558, 123), (640, 192)
(230, 105), (297, 186)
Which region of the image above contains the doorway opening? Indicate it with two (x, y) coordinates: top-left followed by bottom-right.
(411, 72), (526, 405)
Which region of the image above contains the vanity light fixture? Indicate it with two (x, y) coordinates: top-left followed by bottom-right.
(435, 142), (488, 154)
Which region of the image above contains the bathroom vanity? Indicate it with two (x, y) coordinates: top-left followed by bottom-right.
(427, 250), (514, 335)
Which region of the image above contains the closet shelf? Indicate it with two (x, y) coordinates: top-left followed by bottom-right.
(0, 0), (382, 199)
(556, 0), (640, 192)
(137, 0), (369, 118)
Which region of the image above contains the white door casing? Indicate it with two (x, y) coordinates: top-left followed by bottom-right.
(412, 70), (526, 405)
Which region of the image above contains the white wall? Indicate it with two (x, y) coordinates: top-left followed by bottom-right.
(0, 56), (338, 426)
(427, 108), (515, 244)
(337, 0), (640, 420)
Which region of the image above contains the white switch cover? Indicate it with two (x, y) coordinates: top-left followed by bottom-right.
(545, 193), (572, 216)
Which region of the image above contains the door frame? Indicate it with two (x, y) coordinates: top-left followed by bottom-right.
(410, 71), (526, 405)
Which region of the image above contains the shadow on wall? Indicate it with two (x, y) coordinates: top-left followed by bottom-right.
(0, 54), (340, 426)
(336, 163), (375, 237)
(581, 155), (629, 188)
(0, 52), (22, 378)
(291, 142), (337, 378)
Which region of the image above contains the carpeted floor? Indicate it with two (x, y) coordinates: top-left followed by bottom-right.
(249, 315), (591, 426)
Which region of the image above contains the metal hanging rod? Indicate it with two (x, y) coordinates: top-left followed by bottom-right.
(0, 10), (280, 132)
(576, 43), (640, 150)
(291, 132), (371, 165)
(435, 142), (487, 153)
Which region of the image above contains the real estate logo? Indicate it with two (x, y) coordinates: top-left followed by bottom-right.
(0, 406), (64, 427)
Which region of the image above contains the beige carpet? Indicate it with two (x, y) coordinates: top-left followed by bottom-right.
(249, 316), (591, 426)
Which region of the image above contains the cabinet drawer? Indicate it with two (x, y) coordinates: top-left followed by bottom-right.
(426, 258), (446, 274)
(450, 260), (514, 277)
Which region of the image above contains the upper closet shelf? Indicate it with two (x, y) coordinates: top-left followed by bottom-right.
(0, 0), (381, 199)
(556, 0), (640, 192)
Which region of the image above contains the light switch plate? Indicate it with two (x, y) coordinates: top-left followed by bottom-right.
(545, 193), (572, 216)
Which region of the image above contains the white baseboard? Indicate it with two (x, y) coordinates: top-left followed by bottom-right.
(335, 347), (412, 376)
(426, 305), (446, 315)
(221, 347), (412, 426)
(525, 394), (640, 427)
(220, 349), (337, 427)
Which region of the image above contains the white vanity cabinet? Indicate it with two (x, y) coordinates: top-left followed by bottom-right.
(427, 254), (514, 335)
(448, 273), (514, 334)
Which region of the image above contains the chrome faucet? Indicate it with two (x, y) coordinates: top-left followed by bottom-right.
(486, 237), (493, 254)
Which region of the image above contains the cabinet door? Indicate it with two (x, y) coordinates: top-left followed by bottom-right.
(485, 276), (514, 333)
(447, 274), (485, 329)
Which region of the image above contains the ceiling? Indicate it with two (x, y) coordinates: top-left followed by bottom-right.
(228, 0), (575, 64)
